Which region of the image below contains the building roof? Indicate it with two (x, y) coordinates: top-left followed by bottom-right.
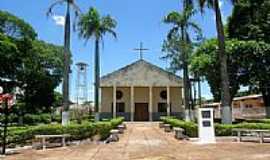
(233, 94), (262, 101)
(100, 59), (183, 87)
(202, 94), (263, 107)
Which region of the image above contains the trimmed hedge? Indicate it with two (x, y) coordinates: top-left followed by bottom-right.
(245, 119), (270, 124)
(0, 113), (61, 126)
(2, 117), (124, 146)
(161, 117), (270, 137)
(161, 117), (198, 137)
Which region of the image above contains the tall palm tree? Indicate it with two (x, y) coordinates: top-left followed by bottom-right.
(77, 7), (117, 120)
(186, 0), (238, 124)
(47, 0), (81, 125)
(164, 7), (202, 121)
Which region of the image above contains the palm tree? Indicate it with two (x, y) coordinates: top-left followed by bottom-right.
(163, 7), (202, 121)
(186, 0), (238, 124)
(77, 7), (117, 120)
(47, 0), (81, 125)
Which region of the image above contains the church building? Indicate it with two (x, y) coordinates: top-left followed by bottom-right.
(100, 59), (184, 121)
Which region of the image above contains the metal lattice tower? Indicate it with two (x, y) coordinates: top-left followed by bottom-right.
(76, 62), (89, 105)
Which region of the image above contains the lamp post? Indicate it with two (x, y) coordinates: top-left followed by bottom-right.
(0, 86), (9, 155)
(0, 84), (14, 155)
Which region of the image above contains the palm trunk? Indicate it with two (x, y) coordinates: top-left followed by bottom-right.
(94, 38), (100, 121)
(181, 26), (191, 121)
(62, 2), (71, 125)
(214, 0), (232, 124)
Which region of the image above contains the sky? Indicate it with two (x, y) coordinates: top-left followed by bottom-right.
(0, 0), (233, 102)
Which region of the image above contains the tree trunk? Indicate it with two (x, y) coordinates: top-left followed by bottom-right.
(94, 38), (100, 121)
(62, 2), (71, 126)
(261, 82), (270, 118)
(214, 0), (232, 124)
(180, 26), (191, 121)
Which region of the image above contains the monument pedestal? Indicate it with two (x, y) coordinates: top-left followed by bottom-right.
(198, 108), (216, 144)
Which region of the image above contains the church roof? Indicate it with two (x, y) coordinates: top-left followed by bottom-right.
(100, 59), (183, 87)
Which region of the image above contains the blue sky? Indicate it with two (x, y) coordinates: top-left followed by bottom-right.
(1, 0), (233, 102)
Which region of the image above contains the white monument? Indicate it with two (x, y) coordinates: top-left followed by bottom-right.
(62, 111), (69, 126)
(198, 107), (216, 143)
(0, 86), (3, 94)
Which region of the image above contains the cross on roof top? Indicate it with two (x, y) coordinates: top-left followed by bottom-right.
(133, 42), (149, 60)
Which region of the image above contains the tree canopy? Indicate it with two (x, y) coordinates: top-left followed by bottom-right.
(0, 11), (37, 40)
(0, 10), (64, 113)
(191, 39), (270, 106)
(228, 0), (270, 42)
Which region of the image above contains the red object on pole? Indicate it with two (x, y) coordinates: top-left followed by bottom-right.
(0, 94), (14, 111)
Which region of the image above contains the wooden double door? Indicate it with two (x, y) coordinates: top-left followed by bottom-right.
(134, 103), (149, 121)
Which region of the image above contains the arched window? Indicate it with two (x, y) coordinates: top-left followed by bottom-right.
(160, 90), (167, 100)
(116, 90), (123, 100)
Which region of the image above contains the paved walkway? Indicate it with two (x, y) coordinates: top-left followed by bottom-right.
(5, 122), (270, 160)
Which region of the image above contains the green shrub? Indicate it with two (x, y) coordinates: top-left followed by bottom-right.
(3, 117), (124, 146)
(161, 117), (270, 137)
(162, 117), (198, 137)
(245, 119), (270, 124)
(215, 124), (235, 136)
(94, 117), (124, 140)
(94, 122), (112, 140)
(23, 114), (52, 125)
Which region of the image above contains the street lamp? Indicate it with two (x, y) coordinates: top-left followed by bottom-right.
(0, 85), (9, 155)
(0, 85), (13, 155)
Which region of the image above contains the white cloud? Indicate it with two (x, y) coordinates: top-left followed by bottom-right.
(52, 15), (65, 27)
(219, 1), (223, 8)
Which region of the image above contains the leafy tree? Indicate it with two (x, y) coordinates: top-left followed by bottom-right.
(191, 39), (241, 103)
(77, 7), (117, 119)
(191, 39), (270, 117)
(227, 0), (270, 117)
(0, 11), (64, 113)
(231, 41), (270, 118)
(19, 40), (64, 113)
(187, 0), (239, 124)
(228, 0), (270, 42)
(0, 11), (37, 40)
(163, 6), (202, 120)
(0, 33), (19, 88)
(47, 0), (81, 124)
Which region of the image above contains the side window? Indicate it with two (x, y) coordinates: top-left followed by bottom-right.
(158, 103), (167, 113)
(116, 103), (125, 112)
(112, 102), (125, 113)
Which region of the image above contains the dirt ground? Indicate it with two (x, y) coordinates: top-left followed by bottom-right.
(4, 122), (270, 160)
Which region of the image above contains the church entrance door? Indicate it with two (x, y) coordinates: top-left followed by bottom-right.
(135, 103), (149, 121)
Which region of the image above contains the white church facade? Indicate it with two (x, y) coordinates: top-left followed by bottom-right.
(100, 60), (184, 121)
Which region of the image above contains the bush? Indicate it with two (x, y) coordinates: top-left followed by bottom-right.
(3, 117), (124, 146)
(95, 117), (124, 140)
(23, 114), (52, 125)
(1, 113), (62, 126)
(161, 117), (198, 137)
(161, 117), (270, 137)
(245, 119), (270, 124)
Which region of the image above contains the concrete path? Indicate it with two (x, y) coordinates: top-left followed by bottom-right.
(5, 122), (270, 160)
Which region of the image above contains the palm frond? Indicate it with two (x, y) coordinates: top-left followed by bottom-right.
(164, 11), (181, 25)
(76, 7), (117, 46)
(71, 2), (81, 31)
(46, 0), (65, 17)
(100, 15), (117, 39)
(167, 27), (180, 40)
(183, 0), (195, 8)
